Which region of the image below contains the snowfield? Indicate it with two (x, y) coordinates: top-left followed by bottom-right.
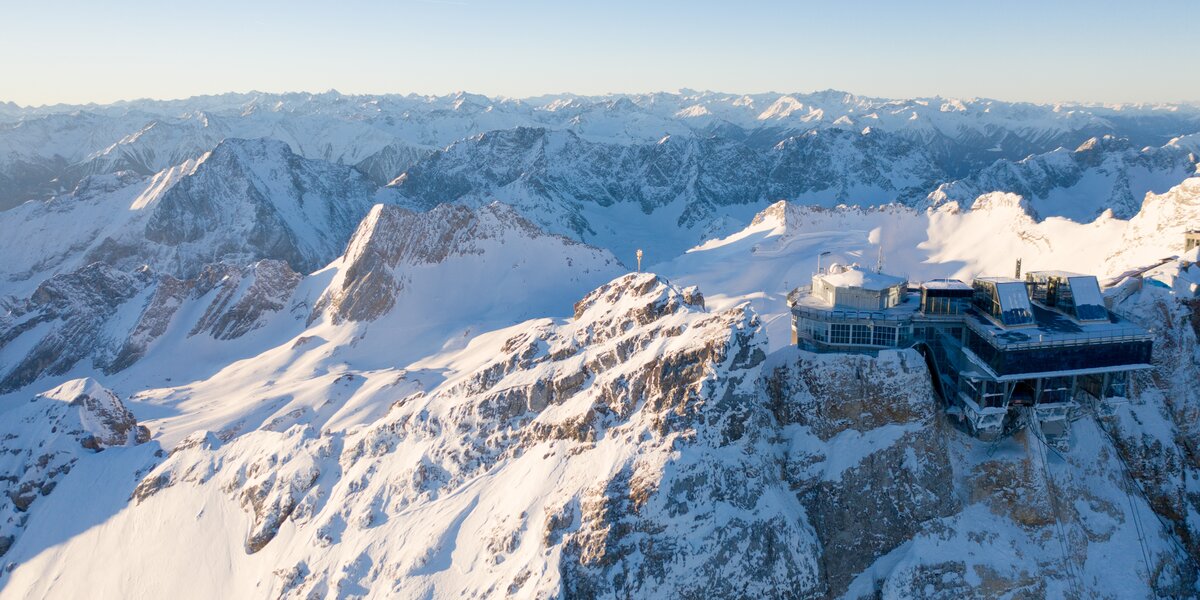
(0, 90), (1199, 598)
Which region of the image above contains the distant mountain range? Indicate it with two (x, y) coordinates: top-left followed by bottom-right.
(1, 90), (1199, 598)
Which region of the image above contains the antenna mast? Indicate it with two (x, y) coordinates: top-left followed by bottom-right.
(636, 249), (643, 273)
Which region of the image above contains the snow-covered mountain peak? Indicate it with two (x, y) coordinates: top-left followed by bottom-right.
(312, 201), (622, 325)
(1074, 133), (1134, 155)
(569, 271), (705, 330)
(132, 136), (377, 276)
(450, 91), (492, 113)
(757, 95), (809, 121)
(0, 377), (149, 558)
(35, 377), (149, 449)
(969, 190), (1035, 214)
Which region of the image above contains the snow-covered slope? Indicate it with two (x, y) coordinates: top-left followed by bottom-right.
(0, 137), (378, 292)
(4, 89), (1200, 211)
(930, 134), (1200, 221)
(385, 126), (944, 260)
(3, 271), (1195, 597)
(1, 89), (1200, 598)
(0, 378), (149, 558)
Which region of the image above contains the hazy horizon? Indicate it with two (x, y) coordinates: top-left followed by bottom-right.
(4, 87), (1200, 111)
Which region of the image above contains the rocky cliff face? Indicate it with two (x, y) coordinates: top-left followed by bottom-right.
(1104, 262), (1200, 574)
(929, 135), (1200, 221)
(0, 137), (379, 293)
(765, 350), (959, 595)
(0, 263), (153, 392)
(0, 259), (301, 392)
(1, 272), (1196, 597)
(0, 378), (149, 557)
(353, 142), (433, 186)
(386, 126), (943, 247)
(311, 201), (622, 325)
(125, 137), (377, 277)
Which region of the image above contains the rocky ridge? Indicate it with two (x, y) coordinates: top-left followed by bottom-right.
(0, 259), (301, 392)
(0, 378), (149, 557)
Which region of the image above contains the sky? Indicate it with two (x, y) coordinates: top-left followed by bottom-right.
(0, 0), (1197, 107)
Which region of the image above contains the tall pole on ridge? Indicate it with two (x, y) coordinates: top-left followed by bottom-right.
(817, 251), (831, 275)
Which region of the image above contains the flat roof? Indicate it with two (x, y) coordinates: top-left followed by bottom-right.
(964, 303), (1151, 349)
(1026, 270), (1086, 279)
(791, 287), (923, 319)
(790, 284), (1153, 347)
(975, 276), (1023, 284)
(920, 279), (972, 291)
(816, 267), (906, 291)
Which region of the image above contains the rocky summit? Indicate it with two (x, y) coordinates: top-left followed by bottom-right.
(0, 89), (1198, 598)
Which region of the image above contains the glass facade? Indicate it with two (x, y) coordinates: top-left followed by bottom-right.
(797, 315), (904, 349)
(964, 328), (1152, 376)
(973, 280), (1034, 327)
(962, 378), (1007, 409)
(1026, 272), (1109, 322)
(921, 282), (973, 315)
(873, 325), (896, 346)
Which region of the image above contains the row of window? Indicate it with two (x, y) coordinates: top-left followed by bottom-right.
(922, 296), (970, 315)
(800, 318), (901, 347)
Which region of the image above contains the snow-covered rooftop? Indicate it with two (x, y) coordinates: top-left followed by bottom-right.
(816, 266), (906, 291)
(1027, 270), (1085, 279)
(920, 279), (972, 291)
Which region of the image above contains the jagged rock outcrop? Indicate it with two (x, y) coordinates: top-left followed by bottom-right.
(0, 259), (301, 391)
(765, 349), (959, 596)
(0, 263), (153, 392)
(0, 378), (149, 557)
(311, 202), (621, 324)
(0, 137), (378, 291)
(387, 126), (943, 249)
(132, 274), (824, 597)
(929, 135), (1200, 221)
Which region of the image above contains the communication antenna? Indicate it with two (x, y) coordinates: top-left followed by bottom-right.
(1015, 258), (1022, 279)
(636, 249), (643, 273)
(816, 250), (832, 275)
(876, 244), (885, 274)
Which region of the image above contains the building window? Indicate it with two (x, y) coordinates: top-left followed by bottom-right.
(852, 324), (871, 345)
(830, 323), (851, 344)
(1039, 377), (1071, 404)
(873, 325), (896, 346)
(1108, 372), (1128, 397)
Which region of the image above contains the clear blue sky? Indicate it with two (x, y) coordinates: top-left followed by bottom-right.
(1, 0), (1196, 106)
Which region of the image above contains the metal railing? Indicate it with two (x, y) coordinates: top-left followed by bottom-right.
(959, 315), (1153, 350)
